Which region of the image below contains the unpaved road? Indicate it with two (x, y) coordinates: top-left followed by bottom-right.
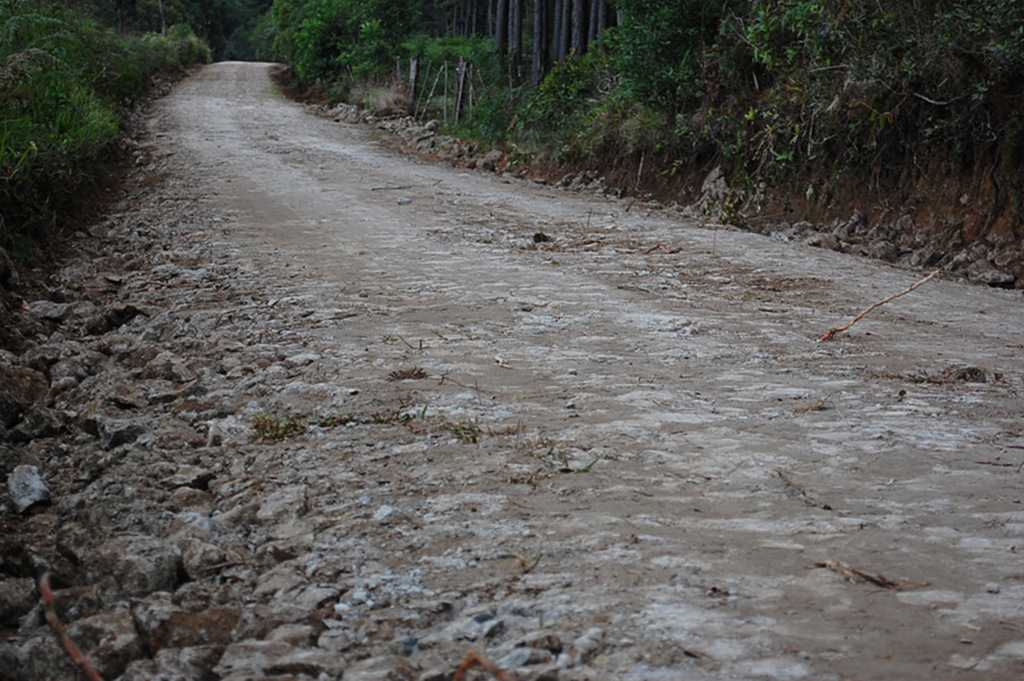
(7, 61), (1024, 681)
(155, 62), (1024, 680)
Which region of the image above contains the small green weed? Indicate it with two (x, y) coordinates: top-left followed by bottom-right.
(252, 413), (306, 441)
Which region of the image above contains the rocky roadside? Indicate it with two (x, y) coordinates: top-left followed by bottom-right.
(321, 102), (1023, 289)
(0, 106), (612, 681)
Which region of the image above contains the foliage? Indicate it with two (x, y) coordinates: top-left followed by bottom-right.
(1, 0), (210, 249)
(270, 0), (418, 88)
(612, 0), (737, 111)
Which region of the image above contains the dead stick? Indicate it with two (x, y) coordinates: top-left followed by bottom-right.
(39, 573), (104, 681)
(453, 651), (520, 681)
(820, 268), (942, 341)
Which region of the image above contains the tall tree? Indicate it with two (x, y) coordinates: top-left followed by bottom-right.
(532, 0), (548, 85)
(570, 0), (584, 54)
(554, 0), (570, 61)
(495, 0), (509, 52)
(510, 0), (522, 62)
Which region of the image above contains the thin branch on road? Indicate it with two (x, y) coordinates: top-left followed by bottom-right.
(39, 573), (104, 681)
(820, 268), (942, 341)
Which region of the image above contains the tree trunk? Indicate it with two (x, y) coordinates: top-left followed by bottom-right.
(571, 0), (585, 55)
(555, 0), (570, 61)
(510, 0), (523, 63)
(495, 0), (509, 53)
(532, 0), (548, 86)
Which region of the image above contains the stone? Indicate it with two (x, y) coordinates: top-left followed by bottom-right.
(214, 640), (346, 680)
(67, 602), (144, 680)
(805, 233), (840, 251)
(0, 577), (36, 627)
(86, 303), (145, 335)
(479, 149), (504, 172)
(181, 540), (229, 580)
(7, 464), (51, 514)
(86, 415), (148, 450)
(84, 535), (183, 602)
(148, 607), (240, 653)
(867, 240), (899, 262)
(497, 646), (553, 669)
(120, 645), (222, 681)
(7, 406), (64, 442)
(0, 366), (48, 429)
(28, 300), (73, 322)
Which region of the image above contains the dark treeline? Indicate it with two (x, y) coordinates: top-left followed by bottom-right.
(71, 0), (274, 60)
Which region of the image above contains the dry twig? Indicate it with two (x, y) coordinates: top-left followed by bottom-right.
(820, 268), (941, 341)
(815, 560), (929, 590)
(776, 470), (833, 510)
(389, 366), (429, 381)
(794, 394), (831, 414)
(453, 651), (520, 681)
(39, 573), (104, 681)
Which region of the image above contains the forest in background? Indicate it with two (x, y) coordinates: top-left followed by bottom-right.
(3, 1), (1024, 260)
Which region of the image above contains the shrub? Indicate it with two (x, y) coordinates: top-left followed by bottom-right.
(0, 1), (211, 250)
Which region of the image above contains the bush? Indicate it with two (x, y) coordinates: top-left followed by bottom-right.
(0, 1), (211, 249)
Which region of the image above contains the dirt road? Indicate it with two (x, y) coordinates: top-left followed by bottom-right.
(7, 61), (1024, 681)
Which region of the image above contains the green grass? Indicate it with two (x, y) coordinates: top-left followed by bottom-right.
(0, 1), (210, 252)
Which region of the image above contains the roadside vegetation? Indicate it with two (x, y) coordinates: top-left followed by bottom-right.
(265, 0), (1024, 240)
(0, 0), (214, 257)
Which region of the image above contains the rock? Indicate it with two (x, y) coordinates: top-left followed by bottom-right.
(0, 577), (37, 627)
(479, 149), (504, 172)
(0, 366), (48, 429)
(867, 240), (899, 262)
(7, 464), (51, 514)
(967, 260), (1016, 288)
(214, 640), (346, 680)
(255, 484), (309, 523)
(67, 602), (144, 680)
(28, 300), (73, 322)
(497, 646), (553, 669)
(120, 645), (222, 681)
(146, 607), (239, 653)
(84, 535), (183, 602)
(86, 303), (144, 335)
(910, 248), (943, 269)
(0, 630), (71, 681)
(85, 414), (148, 450)
(181, 540), (230, 580)
(805, 233), (840, 251)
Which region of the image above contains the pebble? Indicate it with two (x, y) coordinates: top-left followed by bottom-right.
(7, 464), (51, 514)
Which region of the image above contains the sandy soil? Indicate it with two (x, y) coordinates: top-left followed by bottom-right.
(19, 60), (1024, 680)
